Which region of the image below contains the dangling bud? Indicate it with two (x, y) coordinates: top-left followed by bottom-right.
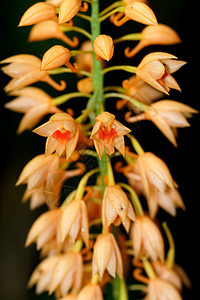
(93, 35), (114, 61)
(59, 0), (81, 24)
(125, 2), (158, 26)
(18, 2), (57, 27)
(41, 45), (78, 72)
(77, 77), (93, 93)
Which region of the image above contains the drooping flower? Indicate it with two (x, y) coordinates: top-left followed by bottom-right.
(77, 284), (103, 300)
(59, 0), (88, 24)
(125, 2), (158, 26)
(28, 252), (83, 297)
(93, 35), (114, 61)
(25, 208), (62, 249)
(16, 154), (84, 209)
(33, 112), (79, 159)
(75, 41), (93, 74)
(41, 45), (78, 72)
(125, 24), (181, 57)
(77, 77), (93, 94)
(102, 185), (136, 232)
(5, 87), (61, 134)
(92, 232), (123, 279)
(145, 277), (182, 300)
(136, 52), (186, 94)
(59, 199), (89, 247)
(29, 20), (79, 47)
(18, 2), (57, 27)
(90, 112), (131, 159)
(0, 54), (66, 92)
(125, 100), (198, 146)
(130, 215), (165, 262)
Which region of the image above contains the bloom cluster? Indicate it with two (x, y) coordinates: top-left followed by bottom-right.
(1, 0), (196, 299)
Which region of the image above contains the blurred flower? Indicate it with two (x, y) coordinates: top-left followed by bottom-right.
(29, 20), (79, 47)
(5, 87), (61, 133)
(77, 284), (103, 300)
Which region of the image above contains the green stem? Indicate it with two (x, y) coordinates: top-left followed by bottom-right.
(127, 284), (146, 291)
(99, 1), (124, 17)
(52, 92), (91, 106)
(48, 67), (92, 77)
(127, 134), (144, 155)
(60, 25), (92, 39)
(77, 12), (92, 22)
(141, 257), (156, 279)
(99, 7), (125, 22)
(114, 33), (142, 44)
(91, 0), (107, 195)
(162, 222), (175, 269)
(102, 65), (137, 76)
(107, 156), (115, 186)
(104, 92), (148, 112)
(75, 168), (99, 200)
(120, 278), (129, 300)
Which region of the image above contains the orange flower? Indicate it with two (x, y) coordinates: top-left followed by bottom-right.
(18, 2), (57, 27)
(102, 185), (136, 232)
(136, 52), (186, 94)
(0, 54), (66, 92)
(93, 35), (114, 61)
(92, 232), (123, 279)
(145, 278), (182, 300)
(77, 77), (93, 94)
(33, 112), (79, 159)
(28, 253), (83, 297)
(59, 199), (89, 247)
(125, 100), (198, 146)
(77, 284), (103, 300)
(5, 87), (61, 134)
(125, 2), (158, 26)
(59, 0), (88, 24)
(130, 215), (165, 262)
(125, 24), (181, 57)
(41, 45), (78, 72)
(29, 20), (79, 47)
(90, 112), (131, 158)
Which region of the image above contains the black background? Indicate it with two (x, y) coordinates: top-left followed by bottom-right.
(0, 0), (199, 299)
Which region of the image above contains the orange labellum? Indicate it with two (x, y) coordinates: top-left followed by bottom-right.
(52, 129), (71, 142)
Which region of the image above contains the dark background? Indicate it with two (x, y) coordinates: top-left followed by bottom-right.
(0, 0), (199, 299)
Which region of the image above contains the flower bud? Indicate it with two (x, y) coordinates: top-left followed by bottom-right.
(77, 77), (93, 93)
(41, 45), (78, 72)
(18, 2), (57, 27)
(125, 2), (158, 26)
(59, 0), (81, 24)
(93, 35), (114, 61)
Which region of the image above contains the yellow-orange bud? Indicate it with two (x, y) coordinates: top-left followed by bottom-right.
(93, 35), (114, 61)
(125, 2), (158, 26)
